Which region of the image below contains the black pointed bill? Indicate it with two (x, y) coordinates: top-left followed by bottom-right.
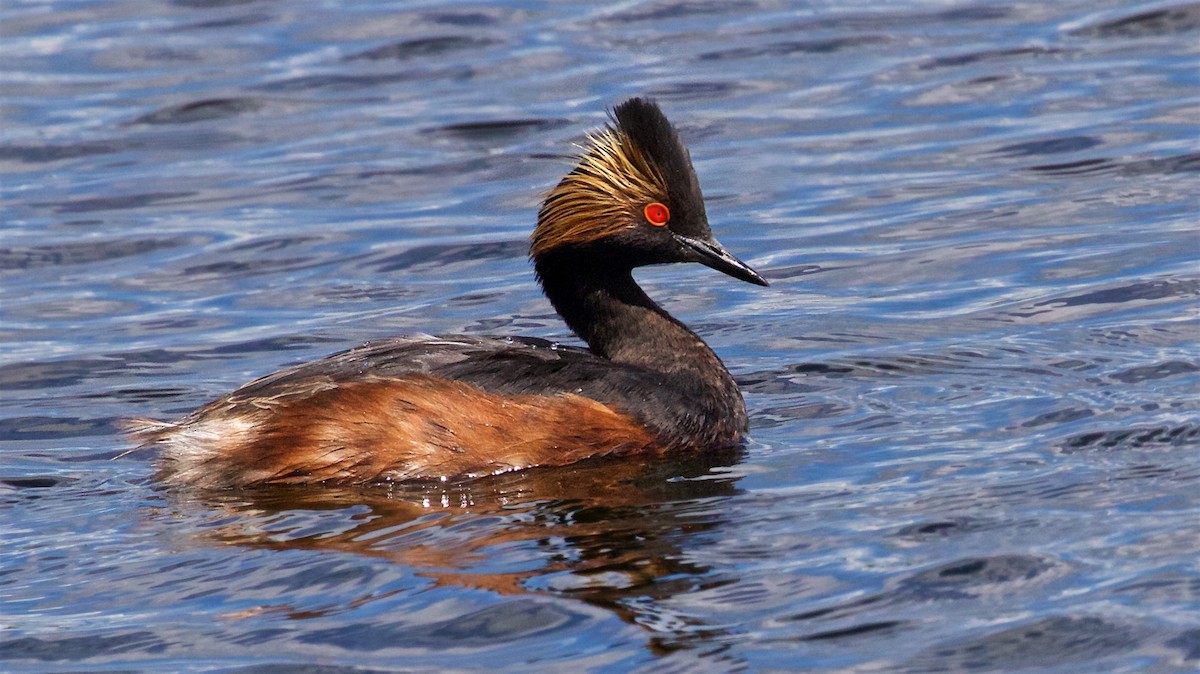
(675, 234), (769, 287)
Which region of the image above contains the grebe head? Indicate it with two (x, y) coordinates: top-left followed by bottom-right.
(532, 97), (768, 287)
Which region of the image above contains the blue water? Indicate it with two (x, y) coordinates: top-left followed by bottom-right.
(3, 1), (1198, 671)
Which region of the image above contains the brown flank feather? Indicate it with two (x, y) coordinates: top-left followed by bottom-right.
(531, 126), (667, 258)
(136, 374), (661, 488)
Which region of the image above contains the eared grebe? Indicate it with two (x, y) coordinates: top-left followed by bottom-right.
(127, 97), (768, 487)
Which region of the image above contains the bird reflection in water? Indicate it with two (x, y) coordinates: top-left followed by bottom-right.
(157, 448), (745, 656)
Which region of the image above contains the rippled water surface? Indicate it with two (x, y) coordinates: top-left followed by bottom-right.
(3, 0), (1199, 671)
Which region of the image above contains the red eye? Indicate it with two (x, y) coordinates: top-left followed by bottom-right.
(643, 202), (670, 226)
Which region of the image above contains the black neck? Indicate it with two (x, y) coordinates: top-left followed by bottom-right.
(534, 250), (749, 442)
(534, 252), (713, 369)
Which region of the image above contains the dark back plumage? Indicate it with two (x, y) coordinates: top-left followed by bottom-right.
(216, 335), (733, 446)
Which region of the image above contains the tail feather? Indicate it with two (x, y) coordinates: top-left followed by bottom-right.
(113, 417), (177, 459)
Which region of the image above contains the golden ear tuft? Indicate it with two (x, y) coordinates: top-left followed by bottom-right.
(531, 127), (667, 258)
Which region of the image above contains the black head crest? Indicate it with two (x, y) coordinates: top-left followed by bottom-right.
(532, 98), (711, 258)
(610, 98), (709, 237)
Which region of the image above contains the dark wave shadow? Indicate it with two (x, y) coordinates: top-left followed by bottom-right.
(131, 97), (266, 125)
(1024, 151), (1200, 177)
(342, 36), (501, 62)
(1068, 4), (1200, 38)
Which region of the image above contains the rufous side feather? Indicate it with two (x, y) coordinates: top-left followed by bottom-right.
(134, 374), (662, 488)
